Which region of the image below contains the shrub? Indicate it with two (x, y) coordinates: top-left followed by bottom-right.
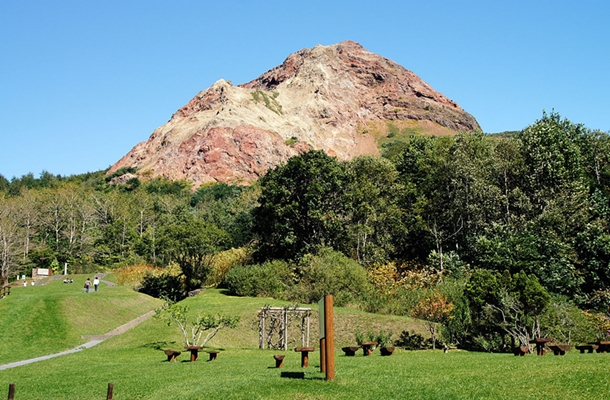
(206, 247), (252, 287)
(115, 264), (161, 286)
(288, 248), (371, 306)
(223, 260), (292, 298)
(396, 330), (431, 350)
(137, 264), (186, 302)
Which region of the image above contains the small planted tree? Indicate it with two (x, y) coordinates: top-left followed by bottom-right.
(155, 300), (240, 347)
(411, 290), (454, 350)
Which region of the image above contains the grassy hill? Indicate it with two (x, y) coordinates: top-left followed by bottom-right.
(0, 275), (162, 364)
(2, 281), (610, 399)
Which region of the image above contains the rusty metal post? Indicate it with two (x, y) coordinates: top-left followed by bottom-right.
(8, 383), (15, 400)
(106, 382), (114, 400)
(320, 337), (326, 373)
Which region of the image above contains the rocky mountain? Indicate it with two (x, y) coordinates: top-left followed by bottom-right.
(108, 40), (480, 187)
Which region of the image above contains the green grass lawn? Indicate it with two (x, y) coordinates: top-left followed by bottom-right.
(0, 275), (161, 363)
(1, 285), (609, 399)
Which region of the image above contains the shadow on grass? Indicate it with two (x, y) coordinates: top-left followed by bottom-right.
(280, 371), (325, 381)
(140, 341), (179, 351)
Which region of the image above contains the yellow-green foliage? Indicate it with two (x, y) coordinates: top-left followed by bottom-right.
(206, 247), (253, 286)
(115, 264), (161, 286)
(368, 262), (442, 294)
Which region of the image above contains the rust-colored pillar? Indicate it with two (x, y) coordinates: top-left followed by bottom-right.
(324, 295), (335, 381)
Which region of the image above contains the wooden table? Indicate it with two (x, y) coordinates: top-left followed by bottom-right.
(361, 342), (378, 356)
(294, 347), (315, 367)
(529, 338), (552, 356)
(185, 345), (203, 362)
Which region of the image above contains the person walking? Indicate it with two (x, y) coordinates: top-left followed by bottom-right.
(84, 278), (91, 293)
(93, 276), (100, 292)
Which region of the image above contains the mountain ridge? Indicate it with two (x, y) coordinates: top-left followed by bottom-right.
(108, 40), (480, 187)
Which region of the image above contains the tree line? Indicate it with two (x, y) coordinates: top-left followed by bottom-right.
(2, 111), (610, 350)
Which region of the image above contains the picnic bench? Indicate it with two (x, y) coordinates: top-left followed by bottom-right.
(361, 341), (378, 356)
(206, 350), (220, 361)
(548, 344), (570, 356)
(530, 338), (553, 356)
(380, 346), (395, 356)
(294, 347), (315, 368)
(274, 354), (285, 368)
(575, 344), (598, 353)
(342, 346), (360, 356)
(589, 341), (610, 353)
(185, 345), (203, 362)
(163, 349), (181, 362)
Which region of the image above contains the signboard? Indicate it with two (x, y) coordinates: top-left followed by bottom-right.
(37, 268), (49, 276)
(318, 297), (325, 339)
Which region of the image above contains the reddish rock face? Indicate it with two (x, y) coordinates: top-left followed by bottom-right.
(108, 40), (480, 187)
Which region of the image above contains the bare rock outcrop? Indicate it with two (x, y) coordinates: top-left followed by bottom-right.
(108, 41), (480, 187)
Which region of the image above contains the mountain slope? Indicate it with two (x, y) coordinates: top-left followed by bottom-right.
(108, 41), (480, 187)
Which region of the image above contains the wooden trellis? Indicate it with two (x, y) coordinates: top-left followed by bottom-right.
(258, 305), (311, 350)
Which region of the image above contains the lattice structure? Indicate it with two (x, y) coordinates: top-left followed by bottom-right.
(258, 305), (311, 350)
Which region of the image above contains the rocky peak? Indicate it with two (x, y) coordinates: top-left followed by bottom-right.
(108, 41), (480, 187)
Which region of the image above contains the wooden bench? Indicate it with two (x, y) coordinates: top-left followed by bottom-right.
(575, 345), (598, 353)
(274, 354), (285, 368)
(549, 344), (570, 356)
(294, 347), (315, 368)
(513, 346), (529, 356)
(342, 346), (360, 356)
(0, 285), (10, 298)
(206, 350), (220, 361)
(380, 346), (395, 356)
(163, 349), (181, 362)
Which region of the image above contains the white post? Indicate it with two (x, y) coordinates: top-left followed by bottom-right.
(64, 263), (68, 275)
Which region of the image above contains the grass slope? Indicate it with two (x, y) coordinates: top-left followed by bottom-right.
(2, 287), (610, 399)
(0, 275), (161, 363)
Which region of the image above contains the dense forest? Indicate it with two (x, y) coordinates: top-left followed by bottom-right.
(2, 111), (610, 350)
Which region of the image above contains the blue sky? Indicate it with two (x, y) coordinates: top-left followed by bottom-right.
(1, 0), (609, 179)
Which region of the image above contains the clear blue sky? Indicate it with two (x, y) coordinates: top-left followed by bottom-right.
(1, 0), (609, 179)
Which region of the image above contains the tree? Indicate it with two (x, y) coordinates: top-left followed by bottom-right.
(410, 289), (454, 350)
(465, 269), (551, 348)
(158, 216), (229, 291)
(0, 196), (20, 283)
(344, 156), (403, 265)
(254, 150), (348, 261)
(155, 300), (239, 347)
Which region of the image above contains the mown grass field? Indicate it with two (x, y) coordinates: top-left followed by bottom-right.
(1, 281), (610, 399)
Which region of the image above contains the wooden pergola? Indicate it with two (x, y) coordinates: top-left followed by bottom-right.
(258, 305), (311, 350)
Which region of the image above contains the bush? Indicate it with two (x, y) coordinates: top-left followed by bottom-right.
(288, 248), (371, 306)
(115, 264), (161, 286)
(223, 260), (292, 298)
(541, 295), (603, 344)
(137, 265), (186, 302)
(396, 330), (431, 350)
(206, 247), (253, 287)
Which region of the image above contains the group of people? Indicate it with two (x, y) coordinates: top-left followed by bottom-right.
(84, 276), (100, 293)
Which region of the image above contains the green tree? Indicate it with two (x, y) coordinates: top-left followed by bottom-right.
(158, 216), (230, 291)
(254, 150), (348, 261)
(344, 156), (403, 265)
